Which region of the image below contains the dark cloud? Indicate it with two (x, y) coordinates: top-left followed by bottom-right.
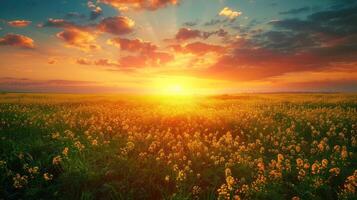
(279, 6), (310, 15)
(106, 36), (173, 68)
(182, 21), (198, 27)
(201, 4), (357, 82)
(65, 12), (86, 20)
(273, 79), (357, 93)
(171, 42), (225, 55)
(107, 37), (157, 53)
(204, 19), (224, 26)
(0, 77), (119, 93)
(175, 28), (201, 40)
(0, 34), (34, 49)
(252, 30), (319, 52)
(261, 5), (357, 57)
(174, 28), (228, 41)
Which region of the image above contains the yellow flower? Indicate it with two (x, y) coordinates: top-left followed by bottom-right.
(52, 155), (62, 165)
(43, 173), (53, 181)
(225, 168), (232, 177)
(62, 147), (69, 156)
(13, 173), (28, 189)
(165, 175), (170, 182)
(329, 167), (340, 176)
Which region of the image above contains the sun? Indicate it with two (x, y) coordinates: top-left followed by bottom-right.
(166, 84), (184, 95)
(152, 76), (196, 96)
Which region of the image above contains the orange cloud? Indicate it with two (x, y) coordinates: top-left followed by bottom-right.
(98, 16), (134, 35)
(119, 55), (147, 68)
(0, 34), (35, 49)
(76, 58), (92, 65)
(147, 51), (174, 64)
(8, 20), (31, 27)
(99, 0), (179, 11)
(56, 28), (100, 51)
(119, 51), (173, 68)
(94, 58), (120, 67)
(76, 58), (120, 69)
(107, 37), (157, 53)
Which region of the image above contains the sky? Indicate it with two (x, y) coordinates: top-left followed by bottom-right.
(0, 0), (356, 94)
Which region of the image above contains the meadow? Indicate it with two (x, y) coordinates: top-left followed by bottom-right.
(0, 93), (356, 200)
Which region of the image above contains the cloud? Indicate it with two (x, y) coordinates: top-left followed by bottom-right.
(219, 7), (242, 20)
(204, 19), (224, 26)
(0, 77), (119, 93)
(175, 28), (201, 40)
(65, 12), (87, 20)
(171, 42), (225, 55)
(88, 1), (103, 20)
(41, 18), (79, 29)
(279, 6), (311, 15)
(76, 58), (92, 65)
(272, 79), (357, 92)
(97, 16), (134, 35)
(90, 7), (103, 20)
(205, 4), (357, 82)
(107, 36), (173, 68)
(182, 21), (198, 27)
(174, 28), (228, 41)
(99, 0), (179, 11)
(94, 58), (120, 67)
(119, 51), (173, 68)
(0, 34), (35, 49)
(77, 58), (120, 68)
(7, 20), (31, 27)
(41, 18), (100, 51)
(200, 34), (357, 81)
(119, 55), (147, 68)
(119, 51), (174, 68)
(48, 58), (58, 64)
(56, 28), (100, 51)
(263, 5), (357, 56)
(107, 37), (157, 53)
(147, 51), (174, 64)
(41, 17), (135, 49)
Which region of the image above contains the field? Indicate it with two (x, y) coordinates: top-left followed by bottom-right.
(0, 93), (356, 200)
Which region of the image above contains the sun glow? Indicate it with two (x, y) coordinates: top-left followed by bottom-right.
(152, 76), (197, 96)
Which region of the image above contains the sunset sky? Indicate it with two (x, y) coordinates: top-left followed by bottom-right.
(0, 0), (356, 93)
